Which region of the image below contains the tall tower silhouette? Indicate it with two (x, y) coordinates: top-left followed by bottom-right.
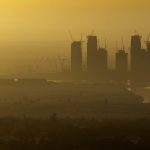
(131, 35), (141, 51)
(87, 36), (98, 74)
(97, 48), (108, 72)
(130, 34), (149, 82)
(131, 35), (142, 74)
(71, 41), (82, 74)
(116, 50), (128, 73)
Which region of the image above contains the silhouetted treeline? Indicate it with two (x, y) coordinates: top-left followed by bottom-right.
(0, 115), (150, 149)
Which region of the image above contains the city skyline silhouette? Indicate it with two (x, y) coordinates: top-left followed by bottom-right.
(0, 1), (150, 149)
(0, 32), (149, 80)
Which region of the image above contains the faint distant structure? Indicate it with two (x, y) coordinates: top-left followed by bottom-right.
(59, 58), (68, 72)
(116, 49), (128, 80)
(145, 35), (150, 51)
(87, 36), (98, 74)
(71, 41), (82, 74)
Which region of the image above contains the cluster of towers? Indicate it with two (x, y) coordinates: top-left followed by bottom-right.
(71, 34), (150, 82)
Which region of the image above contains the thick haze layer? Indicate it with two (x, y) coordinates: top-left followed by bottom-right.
(0, 0), (149, 76)
(0, 0), (149, 41)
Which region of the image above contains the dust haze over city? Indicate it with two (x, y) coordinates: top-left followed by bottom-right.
(0, 0), (150, 150)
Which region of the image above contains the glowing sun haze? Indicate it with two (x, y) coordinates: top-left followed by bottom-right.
(0, 0), (149, 42)
(0, 0), (149, 76)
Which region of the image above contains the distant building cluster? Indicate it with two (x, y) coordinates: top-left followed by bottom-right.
(71, 34), (150, 82)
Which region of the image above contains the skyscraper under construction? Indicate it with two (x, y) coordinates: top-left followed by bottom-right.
(130, 34), (150, 82)
(131, 34), (142, 76)
(71, 41), (82, 74)
(87, 36), (98, 74)
(116, 49), (128, 80)
(97, 47), (108, 73)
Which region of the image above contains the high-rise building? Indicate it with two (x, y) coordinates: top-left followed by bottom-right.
(131, 35), (141, 51)
(97, 48), (108, 72)
(87, 36), (98, 74)
(130, 35), (149, 81)
(116, 50), (128, 75)
(71, 41), (82, 74)
(131, 35), (142, 74)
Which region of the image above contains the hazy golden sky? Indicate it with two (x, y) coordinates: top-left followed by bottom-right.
(0, 0), (149, 76)
(0, 0), (150, 42)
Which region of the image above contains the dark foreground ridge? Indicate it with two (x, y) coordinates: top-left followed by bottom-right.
(0, 117), (149, 150)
